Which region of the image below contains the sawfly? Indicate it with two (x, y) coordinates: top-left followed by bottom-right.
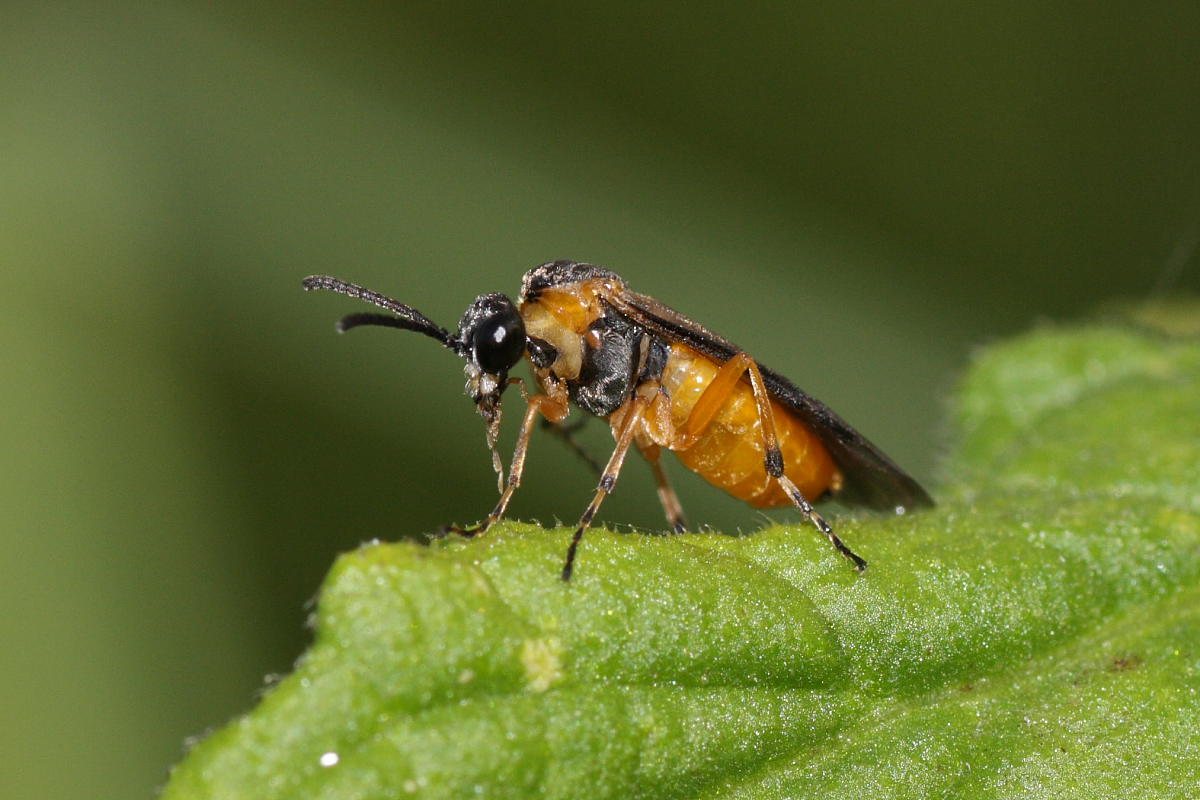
(303, 260), (932, 580)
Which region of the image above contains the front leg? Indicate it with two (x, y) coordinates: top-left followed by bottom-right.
(446, 388), (568, 538)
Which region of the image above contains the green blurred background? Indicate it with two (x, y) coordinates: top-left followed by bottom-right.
(3, 2), (1197, 796)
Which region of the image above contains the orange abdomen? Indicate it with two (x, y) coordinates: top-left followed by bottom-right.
(659, 345), (840, 507)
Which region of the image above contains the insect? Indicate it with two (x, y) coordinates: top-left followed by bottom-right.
(303, 260), (933, 580)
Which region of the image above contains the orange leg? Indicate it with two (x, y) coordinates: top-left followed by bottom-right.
(448, 390), (568, 538)
(677, 353), (867, 571)
(678, 353), (769, 446)
(638, 442), (688, 533)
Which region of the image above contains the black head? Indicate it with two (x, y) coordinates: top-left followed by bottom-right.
(457, 293), (526, 380)
(454, 293), (526, 464)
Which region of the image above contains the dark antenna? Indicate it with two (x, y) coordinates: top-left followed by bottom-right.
(336, 312), (424, 333)
(302, 275), (457, 349)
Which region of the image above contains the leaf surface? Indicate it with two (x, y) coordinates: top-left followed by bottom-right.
(163, 319), (1200, 798)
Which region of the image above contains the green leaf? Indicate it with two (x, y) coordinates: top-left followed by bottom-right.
(163, 317), (1200, 799)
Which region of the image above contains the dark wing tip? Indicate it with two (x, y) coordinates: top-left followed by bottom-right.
(758, 367), (935, 513)
(831, 449), (935, 512)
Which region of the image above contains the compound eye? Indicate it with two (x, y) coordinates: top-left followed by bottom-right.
(472, 306), (526, 374)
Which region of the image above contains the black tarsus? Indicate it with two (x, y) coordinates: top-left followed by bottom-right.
(785, 483), (868, 571)
(562, 532), (583, 581)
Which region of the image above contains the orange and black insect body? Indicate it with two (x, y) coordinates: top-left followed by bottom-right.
(303, 261), (932, 580)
